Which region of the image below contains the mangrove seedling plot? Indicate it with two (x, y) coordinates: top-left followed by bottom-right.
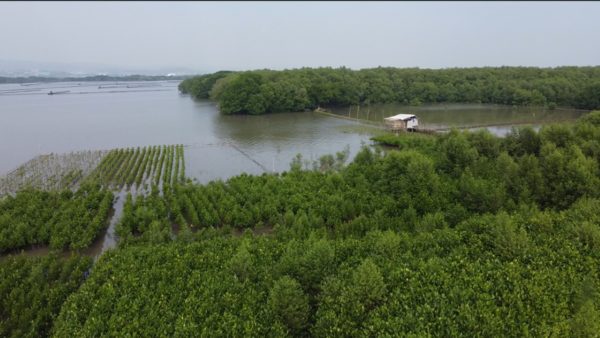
(115, 114), (600, 246)
(0, 184), (113, 253)
(0, 150), (108, 196)
(0, 144), (186, 197)
(0, 144), (186, 253)
(83, 144), (185, 191)
(0, 254), (92, 338)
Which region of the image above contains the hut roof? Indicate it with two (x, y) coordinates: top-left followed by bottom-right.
(384, 114), (416, 121)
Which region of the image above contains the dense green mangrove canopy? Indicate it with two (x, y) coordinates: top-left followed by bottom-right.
(179, 67), (600, 114)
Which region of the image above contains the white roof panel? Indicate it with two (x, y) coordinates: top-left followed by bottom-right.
(384, 114), (416, 121)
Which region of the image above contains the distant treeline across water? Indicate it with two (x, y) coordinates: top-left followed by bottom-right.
(0, 74), (191, 84)
(178, 67), (600, 115)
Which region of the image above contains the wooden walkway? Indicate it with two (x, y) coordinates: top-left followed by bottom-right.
(313, 109), (388, 129)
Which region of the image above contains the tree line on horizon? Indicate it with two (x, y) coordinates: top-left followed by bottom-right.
(0, 74), (190, 84)
(178, 66), (600, 115)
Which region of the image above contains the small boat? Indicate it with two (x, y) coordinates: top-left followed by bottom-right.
(48, 90), (70, 95)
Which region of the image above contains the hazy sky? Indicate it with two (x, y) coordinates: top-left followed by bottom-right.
(1, 1), (599, 72)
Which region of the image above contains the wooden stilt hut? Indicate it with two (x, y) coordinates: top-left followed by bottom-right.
(384, 114), (419, 131)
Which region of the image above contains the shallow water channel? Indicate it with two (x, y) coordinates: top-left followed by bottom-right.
(329, 102), (587, 136)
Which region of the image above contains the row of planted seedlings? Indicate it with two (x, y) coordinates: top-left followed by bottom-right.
(115, 145), (188, 243)
(0, 150), (108, 196)
(0, 144), (186, 247)
(0, 183), (114, 253)
(115, 166), (370, 244)
(1, 144), (187, 253)
(0, 146), (186, 336)
(83, 144), (186, 243)
(0, 154), (115, 335)
(83, 144), (185, 193)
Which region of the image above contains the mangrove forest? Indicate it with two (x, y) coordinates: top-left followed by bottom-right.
(179, 66), (600, 114)
(1, 111), (600, 337)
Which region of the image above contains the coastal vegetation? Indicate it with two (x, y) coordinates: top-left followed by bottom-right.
(53, 112), (600, 336)
(0, 184), (113, 252)
(0, 255), (92, 338)
(0, 143), (184, 254)
(177, 70), (232, 99)
(0, 150), (108, 196)
(53, 206), (600, 337)
(179, 67), (600, 114)
(112, 112), (600, 243)
(82, 144), (185, 190)
(1, 112), (600, 336)
(0, 145), (186, 196)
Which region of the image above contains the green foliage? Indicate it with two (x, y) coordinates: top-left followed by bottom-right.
(539, 143), (599, 209)
(229, 239), (254, 281)
(578, 110), (600, 126)
(570, 300), (600, 338)
(51, 240), (287, 337)
(438, 130), (479, 176)
(0, 255), (91, 338)
(178, 71), (233, 99)
(50, 207), (600, 337)
(269, 276), (310, 335)
(217, 72), (268, 115)
(83, 144), (184, 190)
(467, 129), (501, 158)
(0, 184), (113, 252)
(350, 259), (387, 309)
(313, 258), (388, 336)
(180, 67), (600, 114)
(378, 149), (444, 215)
(112, 114), (600, 246)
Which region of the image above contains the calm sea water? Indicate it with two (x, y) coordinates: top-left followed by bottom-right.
(0, 81), (370, 181)
(1, 82), (588, 180)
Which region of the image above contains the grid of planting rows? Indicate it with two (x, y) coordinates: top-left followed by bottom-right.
(0, 150), (108, 196)
(84, 144), (185, 190)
